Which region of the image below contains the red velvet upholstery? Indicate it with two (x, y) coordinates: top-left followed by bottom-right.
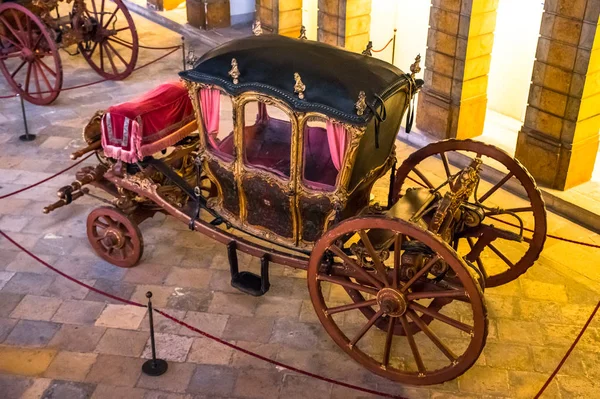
(101, 81), (195, 163)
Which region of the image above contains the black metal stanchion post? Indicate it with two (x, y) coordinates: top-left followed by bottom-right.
(142, 291), (168, 376)
(17, 86), (35, 142)
(181, 36), (186, 71)
(391, 29), (397, 65)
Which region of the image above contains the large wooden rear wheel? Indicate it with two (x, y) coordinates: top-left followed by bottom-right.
(87, 206), (143, 268)
(75, 0), (138, 80)
(392, 139), (547, 288)
(0, 3), (63, 105)
(307, 216), (487, 385)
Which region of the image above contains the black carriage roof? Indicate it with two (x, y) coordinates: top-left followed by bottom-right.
(179, 35), (411, 124)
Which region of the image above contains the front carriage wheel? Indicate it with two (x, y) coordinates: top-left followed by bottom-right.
(392, 139), (547, 288)
(87, 206), (143, 268)
(0, 3), (63, 105)
(307, 217), (487, 385)
(75, 0), (138, 80)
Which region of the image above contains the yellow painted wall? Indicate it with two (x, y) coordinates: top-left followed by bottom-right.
(487, 0), (544, 121)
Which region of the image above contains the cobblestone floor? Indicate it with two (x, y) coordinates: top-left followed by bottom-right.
(1, 9), (600, 399)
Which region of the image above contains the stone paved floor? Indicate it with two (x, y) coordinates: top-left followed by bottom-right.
(1, 10), (600, 399)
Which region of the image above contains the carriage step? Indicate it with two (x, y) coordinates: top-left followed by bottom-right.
(227, 242), (270, 296)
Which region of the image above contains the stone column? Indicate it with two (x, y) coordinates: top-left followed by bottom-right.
(515, 0), (600, 190)
(256, 0), (303, 37)
(317, 0), (371, 53)
(416, 0), (498, 140)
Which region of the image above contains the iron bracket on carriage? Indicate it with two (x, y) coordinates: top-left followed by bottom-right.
(42, 34), (547, 386)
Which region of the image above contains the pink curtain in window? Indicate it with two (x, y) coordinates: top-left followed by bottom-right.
(199, 88), (221, 149)
(256, 102), (269, 124)
(326, 121), (348, 171)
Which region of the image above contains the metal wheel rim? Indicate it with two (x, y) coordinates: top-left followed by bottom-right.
(86, 206), (143, 268)
(76, 0), (138, 80)
(307, 216), (488, 385)
(392, 139), (547, 287)
(0, 3), (63, 105)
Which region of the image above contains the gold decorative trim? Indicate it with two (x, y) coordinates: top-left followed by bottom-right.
(410, 54), (422, 78)
(355, 91), (367, 116)
(252, 19), (263, 36)
(229, 59), (240, 85)
(294, 73), (306, 100)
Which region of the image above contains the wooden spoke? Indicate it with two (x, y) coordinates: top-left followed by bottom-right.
(0, 16), (24, 47)
(316, 274), (379, 296)
(36, 57), (57, 77)
(407, 289), (467, 301)
(466, 237), (489, 279)
(399, 315), (426, 374)
(0, 32), (21, 48)
(31, 33), (43, 51)
(358, 230), (390, 286)
(99, 0), (106, 25)
(326, 299), (378, 315)
(102, 42), (118, 75)
(488, 243), (515, 269)
(34, 61), (51, 91)
(349, 309), (383, 347)
(94, 219), (109, 229)
(108, 36), (134, 49)
(103, 9), (119, 30)
(407, 310), (457, 362)
(400, 255), (440, 293)
(409, 302), (473, 334)
(382, 316), (395, 368)
(100, 43), (104, 73)
(328, 245), (383, 290)
(105, 39), (128, 66)
(393, 233), (403, 288)
(478, 172), (514, 203)
(31, 59), (41, 96)
(10, 59), (26, 78)
(412, 167), (434, 189)
(440, 152), (454, 190)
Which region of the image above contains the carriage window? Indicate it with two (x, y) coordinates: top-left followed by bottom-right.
(199, 88), (235, 160)
(303, 117), (348, 190)
(243, 101), (292, 178)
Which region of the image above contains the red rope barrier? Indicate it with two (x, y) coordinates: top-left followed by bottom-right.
(372, 37), (394, 53)
(534, 300), (600, 398)
(0, 153), (94, 200)
(0, 46), (181, 99)
(0, 230), (408, 399)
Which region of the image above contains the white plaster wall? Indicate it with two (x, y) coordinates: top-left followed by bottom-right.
(370, 0), (429, 72)
(488, 0), (545, 121)
(303, 0), (319, 40)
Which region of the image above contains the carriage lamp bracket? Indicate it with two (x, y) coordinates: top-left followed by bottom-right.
(227, 241), (270, 296)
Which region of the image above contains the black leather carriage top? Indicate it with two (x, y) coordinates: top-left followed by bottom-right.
(179, 35), (411, 125)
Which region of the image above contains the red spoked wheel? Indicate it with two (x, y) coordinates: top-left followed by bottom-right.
(392, 139), (547, 288)
(307, 216), (487, 385)
(87, 206), (143, 268)
(0, 3), (63, 105)
(75, 0), (138, 79)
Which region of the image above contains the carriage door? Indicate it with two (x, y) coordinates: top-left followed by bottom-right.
(239, 99), (298, 241)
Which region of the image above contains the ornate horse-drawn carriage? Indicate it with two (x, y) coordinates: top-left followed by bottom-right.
(45, 35), (547, 385)
(0, 0), (138, 104)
